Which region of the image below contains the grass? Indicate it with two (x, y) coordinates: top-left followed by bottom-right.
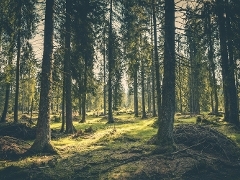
(1, 113), (240, 179)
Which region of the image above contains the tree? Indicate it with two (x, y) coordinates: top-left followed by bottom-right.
(71, 0), (103, 123)
(186, 18), (201, 115)
(156, 0), (175, 149)
(150, 10), (157, 117)
(107, 0), (114, 123)
(152, 0), (161, 118)
(28, 0), (56, 154)
(203, 2), (219, 115)
(121, 0), (148, 118)
(216, 0), (239, 126)
(0, 0), (17, 122)
(12, 0), (38, 123)
(64, 0), (75, 133)
(1, 38), (14, 122)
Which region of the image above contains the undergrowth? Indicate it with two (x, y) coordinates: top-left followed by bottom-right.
(0, 113), (240, 180)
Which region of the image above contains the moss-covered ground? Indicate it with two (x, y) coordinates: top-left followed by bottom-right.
(0, 113), (240, 179)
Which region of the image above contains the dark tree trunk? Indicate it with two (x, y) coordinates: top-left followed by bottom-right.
(178, 62), (183, 113)
(107, 0), (114, 123)
(176, 35), (183, 113)
(141, 57), (146, 119)
(152, 0), (162, 119)
(27, 72), (31, 114)
(60, 75), (65, 133)
(14, 1), (22, 123)
(216, 0), (239, 126)
(56, 86), (59, 113)
(147, 75), (152, 113)
(29, 0), (56, 154)
(225, 1), (239, 125)
(157, 0), (175, 149)
(188, 33), (200, 115)
(150, 14), (156, 117)
(65, 0), (75, 133)
(217, 0), (230, 121)
(78, 86), (82, 116)
(103, 26), (107, 116)
(190, 60), (200, 115)
(205, 3), (219, 115)
(30, 98), (33, 122)
(80, 65), (87, 123)
(1, 42), (14, 123)
(133, 67), (138, 117)
(1, 84), (10, 122)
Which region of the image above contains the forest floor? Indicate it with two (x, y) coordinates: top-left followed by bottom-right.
(0, 113), (240, 180)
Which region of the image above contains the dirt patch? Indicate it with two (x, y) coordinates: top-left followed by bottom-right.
(0, 136), (30, 160)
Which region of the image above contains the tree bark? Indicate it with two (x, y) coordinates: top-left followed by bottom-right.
(152, 0), (161, 119)
(80, 65), (87, 123)
(216, 0), (239, 126)
(157, 0), (175, 149)
(225, 1), (239, 125)
(147, 75), (151, 114)
(14, 1), (22, 123)
(141, 52), (146, 119)
(1, 40), (14, 123)
(1, 84), (10, 122)
(28, 0), (56, 154)
(65, 0), (75, 133)
(205, 2), (219, 115)
(60, 75), (65, 132)
(108, 0), (114, 123)
(133, 66), (138, 117)
(151, 4), (157, 117)
(103, 25), (107, 116)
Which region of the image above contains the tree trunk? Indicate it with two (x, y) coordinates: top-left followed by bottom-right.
(216, 0), (239, 125)
(157, 0), (175, 149)
(65, 0), (75, 133)
(1, 84), (10, 122)
(176, 34), (183, 113)
(217, 0), (230, 121)
(133, 67), (138, 117)
(107, 0), (114, 123)
(78, 86), (82, 116)
(80, 65), (87, 123)
(28, 0), (56, 154)
(103, 25), (107, 116)
(56, 86), (59, 113)
(60, 75), (65, 133)
(1, 41), (14, 123)
(141, 48), (146, 119)
(30, 98), (33, 122)
(14, 1), (22, 123)
(152, 0), (161, 119)
(205, 3), (219, 115)
(225, 1), (239, 125)
(188, 37), (200, 115)
(150, 14), (156, 117)
(147, 75), (152, 113)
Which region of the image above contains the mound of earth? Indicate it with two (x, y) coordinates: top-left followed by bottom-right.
(143, 124), (240, 179)
(0, 123), (36, 140)
(173, 124), (240, 163)
(0, 136), (30, 160)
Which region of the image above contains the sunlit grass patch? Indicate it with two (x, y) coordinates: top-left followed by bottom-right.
(216, 124), (240, 147)
(174, 115), (196, 125)
(102, 160), (144, 180)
